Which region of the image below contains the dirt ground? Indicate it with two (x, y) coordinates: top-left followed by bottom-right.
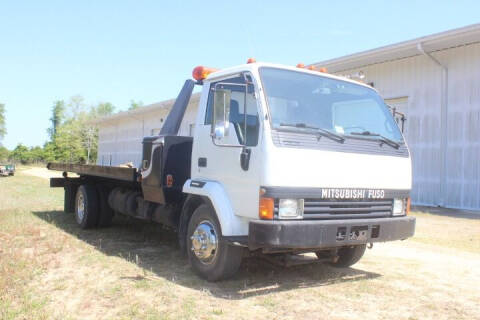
(1, 169), (479, 320)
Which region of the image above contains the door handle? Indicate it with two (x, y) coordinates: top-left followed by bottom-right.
(198, 157), (207, 167)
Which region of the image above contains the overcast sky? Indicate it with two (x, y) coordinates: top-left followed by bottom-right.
(1, 0), (479, 149)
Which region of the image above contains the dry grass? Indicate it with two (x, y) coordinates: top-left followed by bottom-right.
(1, 169), (480, 319)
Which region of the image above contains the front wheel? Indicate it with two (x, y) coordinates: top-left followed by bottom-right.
(187, 204), (243, 281)
(317, 245), (366, 268)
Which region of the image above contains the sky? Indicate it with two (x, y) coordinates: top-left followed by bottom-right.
(1, 0), (479, 149)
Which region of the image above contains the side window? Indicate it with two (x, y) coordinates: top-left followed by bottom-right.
(205, 76), (260, 146)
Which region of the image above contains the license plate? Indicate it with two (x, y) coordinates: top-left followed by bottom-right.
(350, 226), (368, 241)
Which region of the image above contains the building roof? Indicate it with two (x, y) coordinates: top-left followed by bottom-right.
(311, 23), (480, 73)
(93, 92), (201, 124)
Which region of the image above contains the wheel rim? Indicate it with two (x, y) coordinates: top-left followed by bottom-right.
(76, 193), (85, 223)
(190, 220), (218, 264)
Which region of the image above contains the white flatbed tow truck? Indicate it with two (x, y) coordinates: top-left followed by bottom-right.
(48, 61), (415, 281)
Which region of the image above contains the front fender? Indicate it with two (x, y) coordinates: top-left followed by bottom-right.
(183, 179), (249, 236)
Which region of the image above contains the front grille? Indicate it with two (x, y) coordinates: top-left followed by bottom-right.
(301, 198), (393, 220)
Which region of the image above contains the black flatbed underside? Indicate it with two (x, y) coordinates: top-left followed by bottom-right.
(47, 163), (138, 182)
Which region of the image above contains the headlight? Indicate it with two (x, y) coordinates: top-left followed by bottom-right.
(392, 198), (405, 216)
(278, 199), (304, 219)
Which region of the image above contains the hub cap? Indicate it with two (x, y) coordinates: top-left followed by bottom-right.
(190, 220), (218, 264)
(76, 193), (85, 223)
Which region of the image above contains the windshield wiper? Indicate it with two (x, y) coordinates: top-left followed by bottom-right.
(279, 123), (345, 143)
(350, 131), (401, 149)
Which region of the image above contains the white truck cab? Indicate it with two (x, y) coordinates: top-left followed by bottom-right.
(183, 62), (414, 278)
(50, 61), (415, 281)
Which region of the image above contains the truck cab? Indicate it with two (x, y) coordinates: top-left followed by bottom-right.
(182, 62), (414, 278)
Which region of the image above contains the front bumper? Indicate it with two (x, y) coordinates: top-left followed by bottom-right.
(248, 216), (415, 250)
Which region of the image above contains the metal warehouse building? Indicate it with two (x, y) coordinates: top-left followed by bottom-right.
(96, 23), (480, 210)
(311, 23), (480, 210)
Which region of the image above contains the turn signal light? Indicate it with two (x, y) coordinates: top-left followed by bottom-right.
(247, 58), (256, 64)
(192, 66), (218, 81)
(406, 197), (411, 215)
(259, 197), (274, 220)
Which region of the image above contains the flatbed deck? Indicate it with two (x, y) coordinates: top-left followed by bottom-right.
(47, 163), (138, 182)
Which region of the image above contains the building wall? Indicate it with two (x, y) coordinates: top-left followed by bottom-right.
(335, 42), (480, 210)
(97, 96), (199, 168)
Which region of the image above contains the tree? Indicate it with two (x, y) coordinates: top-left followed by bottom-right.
(94, 102), (115, 117)
(42, 141), (56, 163)
(128, 100), (143, 111)
(0, 146), (9, 162)
(0, 103), (6, 142)
(47, 100), (65, 141)
(11, 144), (31, 164)
(29, 146), (45, 163)
(67, 95), (85, 118)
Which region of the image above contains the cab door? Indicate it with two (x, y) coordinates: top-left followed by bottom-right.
(192, 74), (262, 220)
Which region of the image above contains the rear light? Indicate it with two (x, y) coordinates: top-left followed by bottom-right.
(296, 63), (305, 68)
(259, 197), (274, 220)
(406, 197), (411, 215)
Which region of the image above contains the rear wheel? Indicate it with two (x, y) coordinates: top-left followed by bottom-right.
(75, 184), (99, 229)
(318, 245), (366, 268)
(186, 204), (243, 281)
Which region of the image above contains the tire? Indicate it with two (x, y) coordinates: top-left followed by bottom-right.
(321, 245), (366, 268)
(96, 185), (114, 227)
(75, 184), (100, 229)
(186, 204), (243, 281)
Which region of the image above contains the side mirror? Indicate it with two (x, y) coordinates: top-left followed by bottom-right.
(211, 88), (231, 140)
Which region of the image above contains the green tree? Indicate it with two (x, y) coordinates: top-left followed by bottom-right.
(11, 144), (31, 164)
(29, 146), (45, 163)
(47, 100), (65, 141)
(0, 146), (9, 162)
(45, 96), (115, 164)
(128, 100), (143, 110)
(68, 95), (85, 117)
(93, 102), (115, 117)
(42, 141), (56, 163)
(0, 103), (6, 142)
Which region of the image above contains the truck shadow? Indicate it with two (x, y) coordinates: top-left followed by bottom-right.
(34, 210), (381, 299)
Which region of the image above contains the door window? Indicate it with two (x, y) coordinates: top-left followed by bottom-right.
(205, 76), (259, 146)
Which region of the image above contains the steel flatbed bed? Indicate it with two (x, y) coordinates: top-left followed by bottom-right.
(47, 163), (138, 182)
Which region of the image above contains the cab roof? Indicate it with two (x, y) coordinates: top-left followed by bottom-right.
(204, 62), (377, 91)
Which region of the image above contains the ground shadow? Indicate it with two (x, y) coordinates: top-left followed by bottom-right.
(34, 210), (381, 299)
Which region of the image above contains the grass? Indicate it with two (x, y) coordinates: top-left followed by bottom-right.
(409, 211), (480, 253)
(1, 168), (480, 319)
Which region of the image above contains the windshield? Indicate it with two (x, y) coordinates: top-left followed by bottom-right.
(259, 67), (403, 142)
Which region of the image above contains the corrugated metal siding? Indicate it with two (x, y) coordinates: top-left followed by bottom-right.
(96, 99), (198, 168)
(336, 42), (480, 210)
